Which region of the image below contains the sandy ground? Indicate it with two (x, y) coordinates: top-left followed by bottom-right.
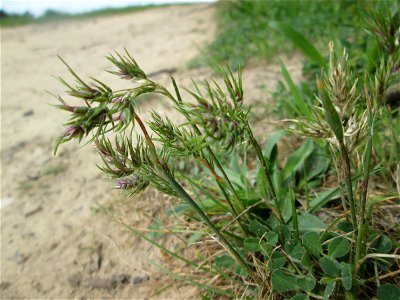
(0, 4), (302, 299)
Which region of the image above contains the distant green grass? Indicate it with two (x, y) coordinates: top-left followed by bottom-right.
(0, 4), (166, 27)
(191, 0), (393, 68)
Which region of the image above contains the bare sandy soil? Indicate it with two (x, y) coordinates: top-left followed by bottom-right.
(1, 4), (302, 299)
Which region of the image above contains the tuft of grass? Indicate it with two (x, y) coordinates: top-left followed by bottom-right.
(190, 0), (398, 68)
(51, 6), (399, 299)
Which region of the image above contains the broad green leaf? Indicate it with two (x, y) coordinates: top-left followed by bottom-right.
(301, 253), (312, 271)
(260, 242), (273, 256)
(328, 237), (350, 258)
(267, 252), (286, 270)
(298, 212), (328, 232)
(285, 239), (305, 260)
(271, 270), (298, 292)
(336, 220), (353, 233)
(340, 262), (352, 291)
(323, 281), (335, 300)
(297, 274), (316, 292)
(319, 256), (339, 277)
(302, 231), (322, 256)
(281, 224), (292, 244)
(233, 264), (248, 277)
(283, 139), (314, 181)
(269, 21), (328, 69)
(264, 231), (279, 246)
(280, 190), (293, 223)
(215, 255), (235, 269)
(369, 234), (392, 254)
(377, 284), (400, 300)
(248, 219), (268, 237)
(244, 237), (261, 252)
(279, 60), (312, 118)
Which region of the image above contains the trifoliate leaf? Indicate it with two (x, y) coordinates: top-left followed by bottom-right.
(271, 270), (298, 292)
(302, 231), (322, 256)
(328, 237), (350, 258)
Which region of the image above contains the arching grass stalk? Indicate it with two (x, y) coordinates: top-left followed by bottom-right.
(169, 76), (247, 214)
(247, 125), (284, 223)
(134, 113), (263, 286)
(154, 77), (248, 235)
(145, 77), (245, 217)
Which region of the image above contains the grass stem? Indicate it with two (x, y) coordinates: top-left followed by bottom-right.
(339, 141), (357, 231)
(247, 125), (284, 223)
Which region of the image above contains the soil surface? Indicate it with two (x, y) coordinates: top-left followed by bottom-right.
(1, 4), (302, 299)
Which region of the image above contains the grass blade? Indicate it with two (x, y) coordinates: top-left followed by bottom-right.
(270, 21), (328, 70)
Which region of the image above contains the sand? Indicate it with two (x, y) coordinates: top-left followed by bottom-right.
(0, 4), (302, 299)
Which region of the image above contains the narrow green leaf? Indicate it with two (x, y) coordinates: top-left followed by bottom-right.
(309, 188), (340, 213)
(279, 60), (312, 118)
(302, 231), (322, 256)
(262, 130), (285, 158)
(271, 270), (298, 292)
(319, 256), (339, 277)
(269, 21), (327, 69)
(328, 237), (350, 258)
(283, 139), (314, 181)
(145, 256), (235, 297)
(320, 89), (343, 141)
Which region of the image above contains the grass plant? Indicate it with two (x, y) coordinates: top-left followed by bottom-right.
(52, 5), (399, 300)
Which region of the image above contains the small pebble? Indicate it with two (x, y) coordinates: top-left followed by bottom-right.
(82, 277), (116, 290)
(132, 275), (150, 285)
(23, 109), (34, 117)
(68, 273), (82, 288)
(111, 273), (130, 285)
(0, 282), (11, 290)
